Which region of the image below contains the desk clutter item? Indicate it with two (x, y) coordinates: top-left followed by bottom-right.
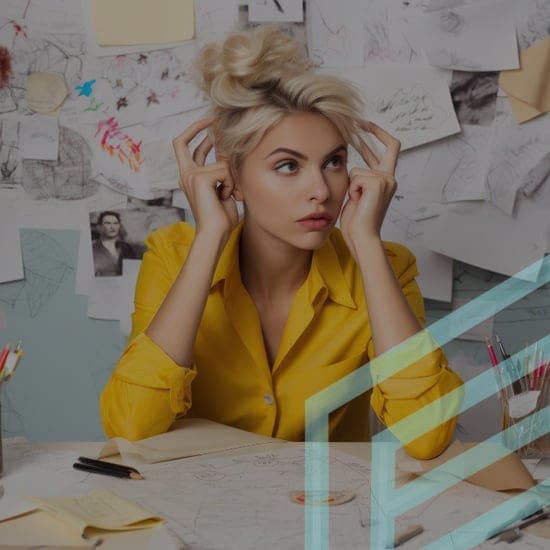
(73, 456), (144, 480)
(0, 340), (24, 477)
(27, 489), (163, 538)
(489, 336), (550, 459)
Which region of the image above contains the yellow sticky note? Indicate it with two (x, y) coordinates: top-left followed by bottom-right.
(28, 490), (163, 538)
(499, 37), (550, 123)
(92, 0), (195, 46)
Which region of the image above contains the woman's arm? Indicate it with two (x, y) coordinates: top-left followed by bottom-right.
(340, 121), (463, 458)
(101, 118), (239, 440)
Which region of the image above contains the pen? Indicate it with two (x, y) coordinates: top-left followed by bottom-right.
(77, 456), (142, 475)
(73, 461), (144, 480)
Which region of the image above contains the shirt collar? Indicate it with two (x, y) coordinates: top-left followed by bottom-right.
(211, 220), (356, 309)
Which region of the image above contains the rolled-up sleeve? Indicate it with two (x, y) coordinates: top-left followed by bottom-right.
(100, 224), (197, 441)
(369, 244), (464, 459)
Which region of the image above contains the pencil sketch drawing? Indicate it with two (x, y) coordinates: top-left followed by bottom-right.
(439, 10), (465, 35)
(21, 126), (99, 200)
(0, 119), (20, 188)
(450, 71), (498, 126)
(0, 230), (73, 318)
(517, 0), (550, 50)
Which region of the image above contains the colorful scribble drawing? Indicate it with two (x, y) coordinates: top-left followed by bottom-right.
(75, 79), (96, 97)
(95, 117), (143, 173)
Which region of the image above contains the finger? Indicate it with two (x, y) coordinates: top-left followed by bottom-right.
(192, 134), (214, 166)
(359, 121), (401, 174)
(172, 117), (215, 172)
(181, 163), (232, 194)
(355, 136), (380, 169)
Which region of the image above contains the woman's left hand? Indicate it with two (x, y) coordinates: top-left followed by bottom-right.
(340, 121), (400, 262)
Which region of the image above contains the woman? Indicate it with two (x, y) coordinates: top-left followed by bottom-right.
(100, 26), (463, 459)
(92, 211), (138, 276)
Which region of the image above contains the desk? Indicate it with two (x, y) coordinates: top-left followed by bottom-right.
(1, 428), (549, 549)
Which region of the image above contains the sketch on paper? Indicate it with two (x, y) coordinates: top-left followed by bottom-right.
(20, 126), (100, 200)
(0, 16), (85, 116)
(516, 0), (550, 50)
(306, 0), (365, 67)
(438, 9), (466, 35)
(0, 119), (20, 188)
(0, 230), (73, 318)
(92, 45), (206, 127)
(450, 71), (498, 126)
(374, 84), (447, 134)
(417, 125), (490, 203)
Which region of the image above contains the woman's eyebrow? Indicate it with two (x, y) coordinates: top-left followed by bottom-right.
(264, 144), (347, 160)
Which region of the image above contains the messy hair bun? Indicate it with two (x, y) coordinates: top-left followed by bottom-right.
(194, 25), (364, 171)
(195, 25), (313, 108)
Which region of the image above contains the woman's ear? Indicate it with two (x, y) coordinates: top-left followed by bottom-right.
(217, 153), (244, 201)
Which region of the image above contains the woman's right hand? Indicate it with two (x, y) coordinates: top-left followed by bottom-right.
(172, 117), (239, 241)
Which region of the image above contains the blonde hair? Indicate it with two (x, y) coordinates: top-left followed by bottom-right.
(194, 25), (364, 173)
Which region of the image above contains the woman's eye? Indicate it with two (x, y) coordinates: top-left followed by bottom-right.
(275, 160), (298, 173)
(325, 156), (344, 169)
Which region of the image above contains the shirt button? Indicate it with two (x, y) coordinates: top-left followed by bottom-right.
(263, 393), (274, 405)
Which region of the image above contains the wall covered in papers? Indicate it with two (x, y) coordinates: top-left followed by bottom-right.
(0, 0), (549, 441)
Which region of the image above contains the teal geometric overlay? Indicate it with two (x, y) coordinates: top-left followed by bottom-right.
(305, 255), (550, 549)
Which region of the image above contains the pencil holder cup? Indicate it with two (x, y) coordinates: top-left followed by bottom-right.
(498, 358), (550, 459)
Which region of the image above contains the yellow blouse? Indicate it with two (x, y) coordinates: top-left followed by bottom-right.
(100, 221), (463, 458)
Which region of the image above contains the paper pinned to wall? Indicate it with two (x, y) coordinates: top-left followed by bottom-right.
(414, 124), (491, 203)
(87, 259), (141, 322)
(325, 64), (460, 150)
(484, 100), (550, 216)
(19, 114), (59, 161)
(249, 0), (304, 22)
(92, 0), (194, 46)
(416, 0), (519, 71)
(499, 36), (550, 123)
(0, 194), (24, 283)
(418, 197), (549, 280)
(381, 192), (453, 303)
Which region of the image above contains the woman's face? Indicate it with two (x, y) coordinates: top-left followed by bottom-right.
(236, 112), (349, 251)
(100, 215), (121, 239)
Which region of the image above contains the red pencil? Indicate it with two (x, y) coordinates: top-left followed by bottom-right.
(0, 343), (11, 374)
(484, 336), (499, 367)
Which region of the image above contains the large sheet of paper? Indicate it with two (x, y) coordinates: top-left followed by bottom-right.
(92, 0), (194, 46)
(324, 64), (460, 150)
(417, 0), (519, 71)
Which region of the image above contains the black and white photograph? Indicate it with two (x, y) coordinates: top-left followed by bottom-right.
(90, 198), (185, 277)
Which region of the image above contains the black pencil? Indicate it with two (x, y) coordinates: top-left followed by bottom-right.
(77, 456), (142, 475)
(73, 462), (144, 480)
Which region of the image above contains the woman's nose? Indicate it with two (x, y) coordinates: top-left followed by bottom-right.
(308, 168), (330, 202)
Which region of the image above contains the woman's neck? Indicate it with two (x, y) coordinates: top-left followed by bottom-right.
(239, 222), (312, 305)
